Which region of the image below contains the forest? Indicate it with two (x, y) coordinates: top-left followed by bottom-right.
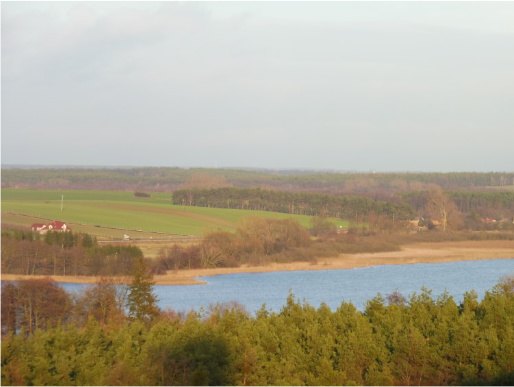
(2, 272), (514, 386)
(171, 187), (415, 219)
(2, 167), (514, 195)
(171, 186), (514, 222)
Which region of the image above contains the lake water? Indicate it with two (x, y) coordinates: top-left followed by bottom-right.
(57, 259), (514, 315)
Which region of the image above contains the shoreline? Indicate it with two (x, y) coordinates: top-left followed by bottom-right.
(2, 240), (514, 286)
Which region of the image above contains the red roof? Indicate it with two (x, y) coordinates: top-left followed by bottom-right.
(49, 221), (69, 230)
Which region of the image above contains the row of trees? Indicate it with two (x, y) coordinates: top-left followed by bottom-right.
(1, 228), (144, 276)
(2, 275), (514, 385)
(172, 187), (415, 220)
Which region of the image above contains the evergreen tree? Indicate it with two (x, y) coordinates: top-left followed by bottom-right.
(126, 258), (160, 324)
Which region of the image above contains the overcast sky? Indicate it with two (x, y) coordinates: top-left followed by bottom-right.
(2, 1), (514, 172)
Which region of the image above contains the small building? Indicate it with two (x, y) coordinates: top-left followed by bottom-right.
(32, 221), (71, 234)
(31, 223), (48, 233)
(408, 217), (427, 232)
(409, 217), (424, 227)
(48, 221), (71, 232)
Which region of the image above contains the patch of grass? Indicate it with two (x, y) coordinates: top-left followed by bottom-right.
(486, 185), (514, 192)
(2, 188), (348, 238)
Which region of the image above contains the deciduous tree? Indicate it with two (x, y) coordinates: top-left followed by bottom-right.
(426, 185), (462, 231)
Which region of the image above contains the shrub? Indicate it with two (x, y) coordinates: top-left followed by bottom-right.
(134, 191), (151, 198)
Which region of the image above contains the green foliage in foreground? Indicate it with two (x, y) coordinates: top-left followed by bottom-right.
(2, 277), (514, 386)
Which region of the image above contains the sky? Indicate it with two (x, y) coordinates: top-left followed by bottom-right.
(2, 1), (514, 172)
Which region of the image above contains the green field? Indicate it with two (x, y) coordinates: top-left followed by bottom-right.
(1, 188), (349, 239)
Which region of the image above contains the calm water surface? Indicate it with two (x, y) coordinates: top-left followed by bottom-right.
(59, 259), (514, 315)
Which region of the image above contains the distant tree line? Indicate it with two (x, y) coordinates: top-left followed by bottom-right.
(402, 190), (514, 228)
(3, 167), (513, 194)
(449, 191), (514, 219)
(2, 275), (514, 385)
(173, 186), (514, 228)
(1, 228), (144, 277)
(172, 187), (415, 220)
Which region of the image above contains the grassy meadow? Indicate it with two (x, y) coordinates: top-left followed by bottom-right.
(1, 188), (349, 240)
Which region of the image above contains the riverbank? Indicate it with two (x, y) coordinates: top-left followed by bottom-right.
(2, 240), (514, 286)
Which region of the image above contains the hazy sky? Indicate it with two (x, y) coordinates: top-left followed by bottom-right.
(2, 1), (514, 172)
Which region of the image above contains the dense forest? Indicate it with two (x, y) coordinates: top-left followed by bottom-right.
(2, 167), (514, 195)
(172, 187), (415, 219)
(2, 273), (514, 386)
(171, 186), (514, 232)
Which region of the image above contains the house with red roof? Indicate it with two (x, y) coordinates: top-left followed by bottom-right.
(31, 221), (71, 234)
(48, 221), (70, 232)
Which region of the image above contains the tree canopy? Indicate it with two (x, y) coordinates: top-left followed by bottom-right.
(2, 276), (514, 385)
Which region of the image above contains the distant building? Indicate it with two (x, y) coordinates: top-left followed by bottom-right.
(409, 217), (424, 227)
(48, 220), (70, 232)
(32, 221), (71, 234)
(408, 217), (428, 232)
(31, 223), (48, 233)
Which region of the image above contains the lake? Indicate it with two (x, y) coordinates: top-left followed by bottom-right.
(58, 258), (514, 315)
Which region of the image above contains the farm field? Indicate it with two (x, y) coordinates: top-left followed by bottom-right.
(1, 188), (349, 239)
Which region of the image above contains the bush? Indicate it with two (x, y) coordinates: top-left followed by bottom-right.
(134, 191), (151, 198)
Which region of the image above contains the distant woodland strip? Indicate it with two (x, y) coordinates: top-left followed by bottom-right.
(2, 167), (513, 193)
(172, 187), (416, 219)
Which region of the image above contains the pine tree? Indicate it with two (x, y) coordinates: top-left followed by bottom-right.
(126, 257), (160, 324)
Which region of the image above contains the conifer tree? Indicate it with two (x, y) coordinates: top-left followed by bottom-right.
(126, 257), (160, 324)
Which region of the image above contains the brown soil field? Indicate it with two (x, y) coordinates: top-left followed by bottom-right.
(3, 240), (513, 286)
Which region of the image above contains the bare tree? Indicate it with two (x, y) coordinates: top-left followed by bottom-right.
(425, 185), (461, 231)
